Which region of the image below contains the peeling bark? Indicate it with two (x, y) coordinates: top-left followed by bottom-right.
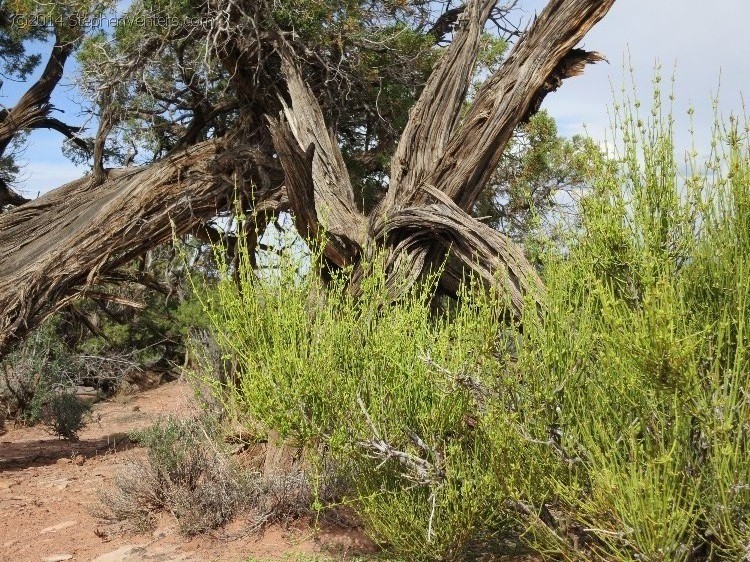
(273, 0), (613, 316)
(0, 140), (285, 354)
(384, 0), (496, 210)
(269, 46), (366, 266)
(426, 0), (613, 211)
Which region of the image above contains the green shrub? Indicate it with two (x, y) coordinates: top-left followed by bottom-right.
(190, 236), (559, 559)
(41, 393), (91, 440)
(191, 86), (750, 561)
(511, 90), (750, 560)
(0, 322), (79, 423)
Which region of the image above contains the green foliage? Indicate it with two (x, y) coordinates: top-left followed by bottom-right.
(511, 86), (750, 560)
(188, 84), (750, 561)
(74, 0), (440, 200)
(0, 321), (79, 423)
(192, 235), (560, 559)
(41, 393), (91, 440)
(474, 110), (604, 254)
(0, 240), (208, 419)
(70, 244), (206, 371)
(475, 33), (508, 75)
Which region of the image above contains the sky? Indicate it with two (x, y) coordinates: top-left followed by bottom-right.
(521, 0), (749, 148)
(3, 0), (749, 197)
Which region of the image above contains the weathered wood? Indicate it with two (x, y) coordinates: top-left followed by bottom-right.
(269, 46), (366, 266)
(371, 186), (545, 319)
(426, 0), (613, 211)
(0, 0), (617, 352)
(0, 141), (231, 354)
(384, 0), (496, 211)
(275, 0), (614, 310)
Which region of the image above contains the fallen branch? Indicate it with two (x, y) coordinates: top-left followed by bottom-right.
(357, 396), (445, 485)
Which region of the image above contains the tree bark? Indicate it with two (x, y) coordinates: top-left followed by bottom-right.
(0, 140), (286, 355)
(275, 0), (614, 318)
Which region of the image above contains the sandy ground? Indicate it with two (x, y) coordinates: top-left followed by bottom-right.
(0, 380), (374, 561)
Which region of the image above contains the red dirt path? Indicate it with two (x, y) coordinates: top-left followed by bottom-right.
(0, 380), (373, 561)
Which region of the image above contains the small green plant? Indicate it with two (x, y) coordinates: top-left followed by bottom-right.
(41, 393), (91, 440)
(0, 321), (78, 423)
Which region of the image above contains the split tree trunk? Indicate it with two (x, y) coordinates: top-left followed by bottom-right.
(272, 0), (615, 318)
(0, 0), (615, 356)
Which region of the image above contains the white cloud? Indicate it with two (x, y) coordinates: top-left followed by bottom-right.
(528, 0), (749, 151)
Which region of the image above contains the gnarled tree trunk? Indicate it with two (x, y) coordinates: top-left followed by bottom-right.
(0, 140), (286, 354)
(0, 0), (615, 356)
(272, 0), (614, 318)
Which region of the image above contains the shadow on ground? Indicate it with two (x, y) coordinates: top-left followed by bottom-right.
(0, 431), (134, 470)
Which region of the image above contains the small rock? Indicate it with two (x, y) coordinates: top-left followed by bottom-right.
(73, 454), (85, 466)
(92, 545), (146, 562)
(75, 385), (97, 396)
(41, 555), (73, 562)
(151, 527), (172, 540)
(132, 405), (140, 412)
(40, 520), (77, 534)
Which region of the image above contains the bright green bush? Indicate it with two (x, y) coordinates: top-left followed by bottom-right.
(192, 244), (555, 559)
(512, 92), (750, 560)
(192, 87), (750, 561)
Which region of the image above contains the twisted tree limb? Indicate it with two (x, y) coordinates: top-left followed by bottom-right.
(0, 0), (616, 354)
(426, 1), (612, 211)
(0, 36), (77, 157)
(0, 140), (286, 355)
(269, 44), (366, 266)
(274, 0), (614, 317)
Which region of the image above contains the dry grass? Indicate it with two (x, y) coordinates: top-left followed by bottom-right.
(97, 416), (351, 536)
(97, 416), (251, 534)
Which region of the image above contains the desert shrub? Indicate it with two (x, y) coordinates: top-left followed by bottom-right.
(191, 87), (750, 561)
(41, 393), (92, 440)
(191, 236), (555, 559)
(0, 322), (79, 423)
(0, 318), (148, 424)
(99, 415), (252, 534)
(509, 93), (750, 560)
